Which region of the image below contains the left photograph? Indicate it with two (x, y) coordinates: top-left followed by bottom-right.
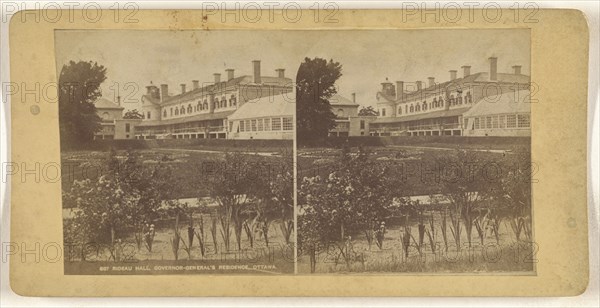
(56, 30), (295, 275)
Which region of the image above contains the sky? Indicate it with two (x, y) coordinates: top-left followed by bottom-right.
(54, 29), (530, 111)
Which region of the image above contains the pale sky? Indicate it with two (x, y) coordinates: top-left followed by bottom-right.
(55, 29), (530, 110)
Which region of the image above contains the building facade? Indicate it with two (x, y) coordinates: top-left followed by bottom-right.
(370, 57), (531, 137)
(93, 97), (141, 140)
(135, 60), (294, 140)
(328, 93), (376, 137)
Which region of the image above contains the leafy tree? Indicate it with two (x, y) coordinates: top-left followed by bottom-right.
(296, 57), (342, 144)
(358, 106), (378, 116)
(63, 150), (176, 248)
(123, 109), (144, 119)
(58, 60), (107, 148)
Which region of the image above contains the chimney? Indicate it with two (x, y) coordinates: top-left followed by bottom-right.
(512, 65), (522, 75)
(428, 77), (435, 88)
(225, 69), (234, 81)
(192, 80), (199, 90)
(489, 57), (497, 81)
(276, 68), (285, 78)
(461, 65), (471, 78)
(116, 96), (121, 106)
(449, 70), (457, 80)
(396, 81), (404, 100)
(351, 93), (356, 103)
(213, 73), (221, 84)
(416, 81), (422, 91)
(252, 60), (261, 84)
(180, 83), (186, 94)
(160, 84), (169, 102)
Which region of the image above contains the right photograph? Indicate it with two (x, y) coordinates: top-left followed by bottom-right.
(296, 29), (534, 274)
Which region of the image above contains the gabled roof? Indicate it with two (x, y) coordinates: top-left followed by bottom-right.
(228, 94), (295, 121)
(463, 90), (531, 117)
(159, 75), (293, 106)
(94, 97), (123, 110)
(329, 94), (358, 106)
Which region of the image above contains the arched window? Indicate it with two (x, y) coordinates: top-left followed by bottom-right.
(416, 104), (421, 112)
(438, 96), (444, 107)
(410, 105), (414, 113)
(175, 108), (179, 116)
(398, 106), (402, 115)
(203, 100), (208, 110)
(163, 110), (167, 118)
(170, 107), (173, 116)
(433, 98), (438, 108)
(180, 106), (185, 115)
(450, 95), (455, 106)
(337, 108), (345, 117)
(405, 105), (408, 114)
(197, 101), (202, 111)
(231, 95), (237, 106)
(422, 102), (427, 111)
(187, 104), (192, 114)
(458, 95), (463, 105)
(221, 96), (226, 108)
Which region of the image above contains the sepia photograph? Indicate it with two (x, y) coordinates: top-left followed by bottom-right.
(295, 29), (534, 274)
(56, 30), (295, 275)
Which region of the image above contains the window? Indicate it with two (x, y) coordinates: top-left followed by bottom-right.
(486, 116), (492, 129)
(251, 119), (257, 131)
(203, 100), (208, 110)
(272, 118), (282, 131)
(231, 95), (237, 106)
(147, 111), (151, 119)
(170, 108), (173, 116)
(257, 118), (263, 131)
(245, 120), (251, 131)
(264, 118), (271, 131)
(492, 115), (499, 129)
(175, 108), (179, 116)
(163, 110), (167, 118)
(506, 114), (517, 128)
(458, 96), (463, 105)
(240, 120), (245, 132)
(398, 106), (402, 115)
(187, 105), (193, 114)
(466, 92), (472, 104)
(499, 115), (506, 128)
(283, 117), (293, 131)
(180, 106), (185, 115)
(422, 102), (427, 111)
(474, 117), (480, 129)
(229, 121), (233, 132)
(382, 108), (386, 116)
(221, 97), (226, 108)
(415, 104), (420, 112)
(405, 106), (408, 114)
(518, 114), (530, 128)
(360, 120), (365, 129)
(409, 105), (414, 113)
(125, 123), (130, 133)
(337, 108), (345, 117)
(433, 98), (437, 108)
(450, 95), (455, 106)
(438, 96), (444, 107)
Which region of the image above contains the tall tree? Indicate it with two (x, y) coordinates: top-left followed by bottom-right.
(58, 60), (107, 148)
(296, 57), (342, 144)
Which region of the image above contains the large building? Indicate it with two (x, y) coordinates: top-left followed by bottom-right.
(135, 60), (294, 140)
(93, 97), (141, 140)
(328, 93), (376, 137)
(370, 57), (531, 137)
